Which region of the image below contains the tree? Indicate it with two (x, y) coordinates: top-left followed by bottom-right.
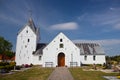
(0, 36), (13, 62)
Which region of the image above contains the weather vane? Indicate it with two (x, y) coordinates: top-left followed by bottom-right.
(28, 9), (32, 18)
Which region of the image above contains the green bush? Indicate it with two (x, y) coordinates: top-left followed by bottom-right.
(0, 62), (15, 71)
(15, 66), (21, 70)
(0, 66), (4, 69)
(5, 65), (14, 70)
(0, 62), (9, 66)
(10, 62), (16, 66)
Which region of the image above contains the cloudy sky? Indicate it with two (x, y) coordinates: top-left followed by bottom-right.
(0, 0), (120, 56)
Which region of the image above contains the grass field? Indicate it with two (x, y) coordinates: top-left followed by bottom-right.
(0, 67), (119, 80)
(69, 68), (119, 80)
(0, 67), (54, 80)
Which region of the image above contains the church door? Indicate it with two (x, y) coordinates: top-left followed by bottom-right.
(58, 53), (65, 67)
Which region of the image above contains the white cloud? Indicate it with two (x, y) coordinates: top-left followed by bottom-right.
(0, 14), (24, 25)
(49, 22), (78, 30)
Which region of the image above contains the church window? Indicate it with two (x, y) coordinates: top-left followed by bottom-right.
(26, 30), (28, 33)
(84, 55), (87, 60)
(28, 39), (30, 42)
(93, 55), (96, 61)
(60, 44), (64, 48)
(39, 56), (42, 60)
(60, 39), (63, 42)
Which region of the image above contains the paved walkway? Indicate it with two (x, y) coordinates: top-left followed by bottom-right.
(47, 67), (74, 80)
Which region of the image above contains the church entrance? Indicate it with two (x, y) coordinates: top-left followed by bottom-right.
(58, 53), (65, 67)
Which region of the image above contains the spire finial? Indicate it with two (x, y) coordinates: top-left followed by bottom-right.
(28, 9), (33, 23)
(28, 9), (32, 18)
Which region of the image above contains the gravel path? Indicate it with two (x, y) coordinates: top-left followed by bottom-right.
(47, 67), (74, 80)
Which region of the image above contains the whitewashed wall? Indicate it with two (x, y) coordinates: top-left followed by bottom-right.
(43, 33), (80, 67)
(15, 26), (37, 65)
(80, 55), (106, 65)
(32, 55), (43, 65)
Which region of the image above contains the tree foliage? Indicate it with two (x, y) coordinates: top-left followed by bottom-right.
(0, 36), (13, 61)
(106, 55), (120, 64)
(0, 36), (12, 52)
(110, 55), (120, 63)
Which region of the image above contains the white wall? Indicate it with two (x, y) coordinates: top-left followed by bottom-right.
(43, 33), (80, 67)
(32, 55), (43, 65)
(15, 26), (37, 65)
(80, 55), (106, 65)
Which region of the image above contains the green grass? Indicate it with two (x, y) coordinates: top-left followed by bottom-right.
(0, 67), (54, 80)
(0, 67), (119, 80)
(69, 68), (119, 80)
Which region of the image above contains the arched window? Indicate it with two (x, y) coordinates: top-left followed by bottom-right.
(26, 30), (28, 33)
(60, 39), (63, 42)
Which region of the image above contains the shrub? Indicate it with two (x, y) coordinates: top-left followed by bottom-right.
(10, 62), (16, 66)
(24, 64), (29, 68)
(0, 62), (15, 71)
(0, 66), (4, 69)
(30, 63), (33, 67)
(0, 62), (9, 66)
(15, 66), (21, 70)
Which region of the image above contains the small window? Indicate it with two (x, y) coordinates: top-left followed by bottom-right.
(39, 56), (42, 60)
(60, 44), (63, 48)
(93, 55), (96, 61)
(28, 39), (30, 42)
(84, 55), (87, 60)
(60, 39), (63, 42)
(26, 30), (28, 33)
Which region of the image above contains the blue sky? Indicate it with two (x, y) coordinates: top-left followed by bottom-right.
(0, 0), (120, 56)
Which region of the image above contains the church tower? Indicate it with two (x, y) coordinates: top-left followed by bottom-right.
(15, 17), (39, 65)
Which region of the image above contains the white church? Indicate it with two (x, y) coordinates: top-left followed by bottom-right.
(15, 18), (106, 67)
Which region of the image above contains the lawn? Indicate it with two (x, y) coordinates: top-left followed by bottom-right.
(0, 67), (119, 80)
(69, 68), (119, 80)
(0, 66), (54, 80)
